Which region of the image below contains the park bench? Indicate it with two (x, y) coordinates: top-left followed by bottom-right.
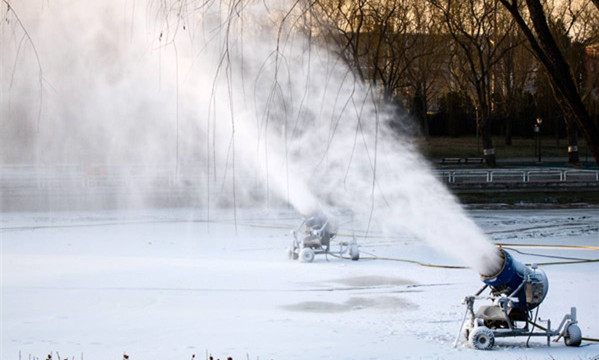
(441, 157), (463, 164)
(440, 157), (485, 165)
(464, 157), (484, 164)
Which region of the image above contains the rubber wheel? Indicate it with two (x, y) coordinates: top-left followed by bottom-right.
(349, 244), (359, 261)
(469, 326), (494, 350)
(299, 248), (315, 263)
(564, 324), (582, 347)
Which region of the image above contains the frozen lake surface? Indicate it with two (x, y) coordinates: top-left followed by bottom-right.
(2, 206), (598, 360)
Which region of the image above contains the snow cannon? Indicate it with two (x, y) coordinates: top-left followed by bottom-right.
(287, 212), (359, 263)
(456, 248), (581, 350)
(480, 248), (548, 311)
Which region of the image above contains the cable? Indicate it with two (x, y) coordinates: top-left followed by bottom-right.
(358, 243), (599, 267)
(496, 243), (599, 251)
(329, 251), (468, 269)
(331, 250), (599, 268)
(501, 246), (595, 261)
(527, 259), (599, 266)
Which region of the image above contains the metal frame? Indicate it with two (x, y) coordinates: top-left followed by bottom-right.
(455, 283), (579, 349)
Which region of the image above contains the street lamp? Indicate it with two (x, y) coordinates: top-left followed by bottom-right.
(534, 117), (543, 162)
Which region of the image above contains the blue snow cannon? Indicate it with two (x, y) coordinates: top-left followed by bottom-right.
(457, 248), (581, 350)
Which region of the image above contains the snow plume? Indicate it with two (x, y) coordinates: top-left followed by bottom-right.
(1, 0), (501, 274)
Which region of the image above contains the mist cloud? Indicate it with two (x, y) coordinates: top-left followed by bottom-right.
(1, 0), (501, 274)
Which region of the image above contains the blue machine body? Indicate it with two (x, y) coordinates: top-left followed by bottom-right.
(481, 249), (548, 310)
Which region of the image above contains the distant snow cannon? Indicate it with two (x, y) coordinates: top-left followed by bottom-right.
(287, 212), (359, 263)
(457, 248), (582, 350)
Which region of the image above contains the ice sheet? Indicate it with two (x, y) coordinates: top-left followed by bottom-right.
(2, 207), (598, 359)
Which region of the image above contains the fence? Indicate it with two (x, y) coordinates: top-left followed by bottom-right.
(2, 165), (599, 191)
(436, 168), (599, 184)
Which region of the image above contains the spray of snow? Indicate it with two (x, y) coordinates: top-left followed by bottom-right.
(1, 0), (501, 274)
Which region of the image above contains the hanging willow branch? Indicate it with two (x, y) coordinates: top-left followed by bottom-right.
(2, 0), (44, 132)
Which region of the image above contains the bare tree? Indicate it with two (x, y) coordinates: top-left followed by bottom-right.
(494, 28), (532, 145)
(310, 0), (440, 105)
(403, 4), (448, 137)
(431, 0), (518, 166)
(499, 0), (599, 165)
(1, 0), (44, 132)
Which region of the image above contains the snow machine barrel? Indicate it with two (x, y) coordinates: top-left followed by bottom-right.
(480, 248), (548, 310)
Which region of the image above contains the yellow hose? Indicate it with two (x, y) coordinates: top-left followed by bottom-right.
(496, 243), (599, 251)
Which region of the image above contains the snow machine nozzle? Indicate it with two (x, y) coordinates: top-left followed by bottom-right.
(456, 248), (581, 350)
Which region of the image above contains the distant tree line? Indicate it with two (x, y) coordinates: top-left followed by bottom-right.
(3, 0), (598, 166)
(304, 0), (599, 166)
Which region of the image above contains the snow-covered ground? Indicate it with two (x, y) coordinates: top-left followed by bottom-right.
(2, 206), (598, 360)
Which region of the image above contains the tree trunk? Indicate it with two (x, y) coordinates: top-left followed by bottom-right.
(499, 0), (599, 166)
(523, 0), (599, 166)
(565, 118), (580, 165)
(557, 87), (599, 165)
(414, 92), (428, 136)
(505, 116), (512, 146)
(554, 116), (560, 148)
(479, 105), (496, 167)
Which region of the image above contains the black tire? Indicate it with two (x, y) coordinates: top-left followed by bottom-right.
(469, 326), (494, 350)
(564, 324), (582, 347)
